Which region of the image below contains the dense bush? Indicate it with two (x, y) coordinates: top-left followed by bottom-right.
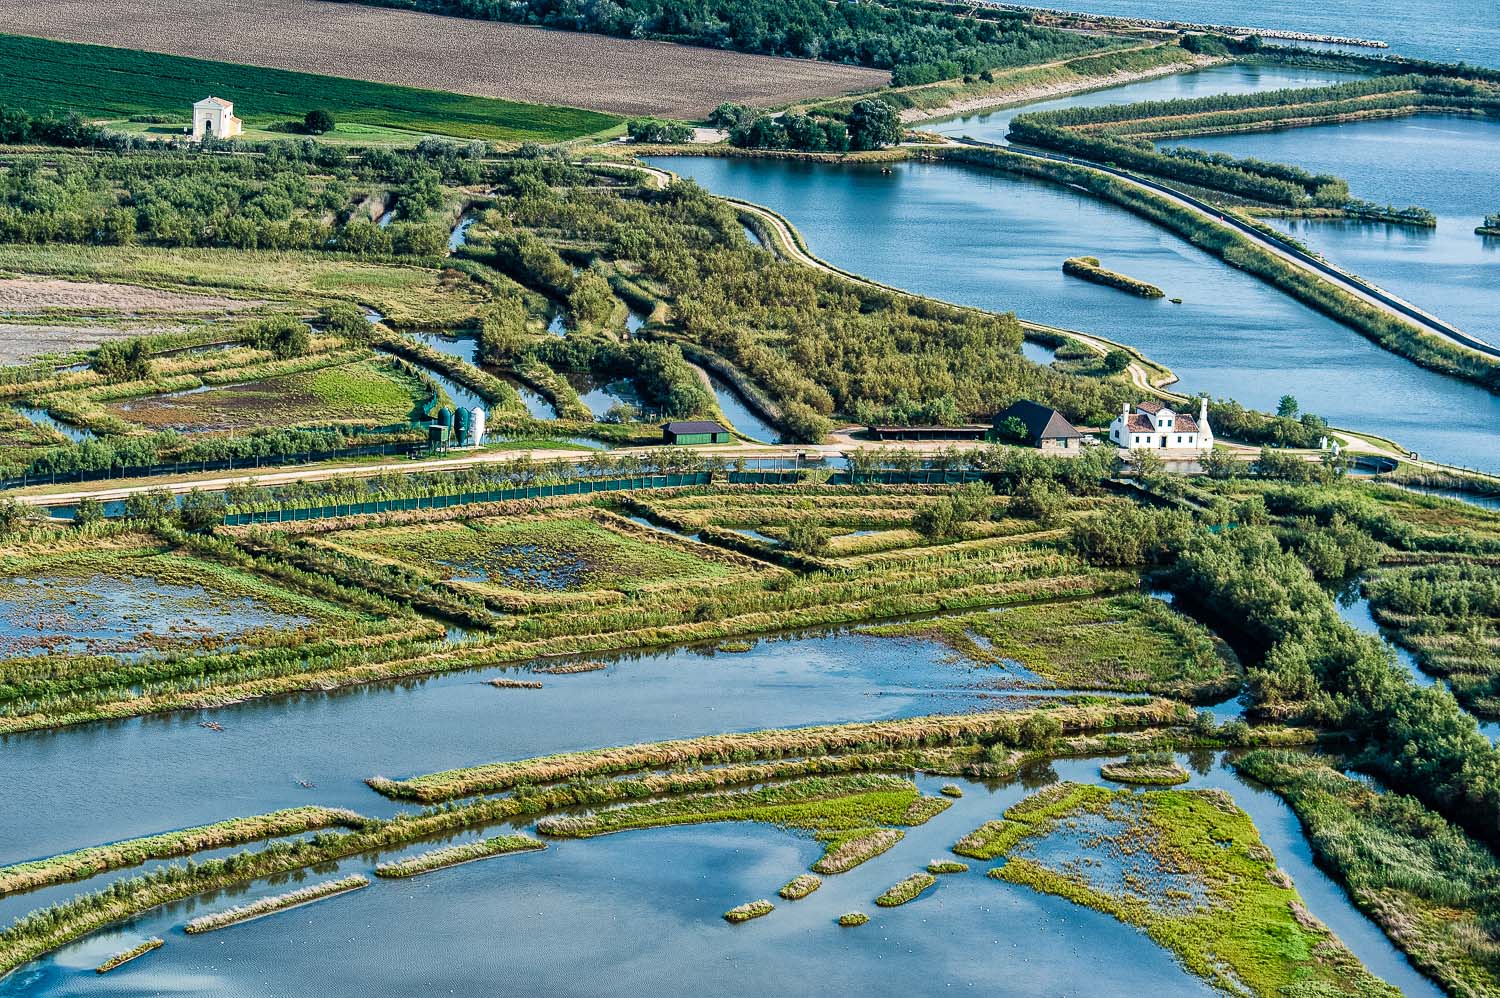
(627, 119), (694, 144)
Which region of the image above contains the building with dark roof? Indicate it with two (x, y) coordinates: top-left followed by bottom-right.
(992, 401), (1084, 452)
(663, 420), (733, 445)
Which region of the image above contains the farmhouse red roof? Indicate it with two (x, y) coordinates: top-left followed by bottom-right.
(1126, 414), (1198, 433)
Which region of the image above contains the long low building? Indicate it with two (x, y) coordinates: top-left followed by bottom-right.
(867, 425), (990, 441)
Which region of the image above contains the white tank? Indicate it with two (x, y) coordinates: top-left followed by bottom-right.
(469, 406), (486, 445)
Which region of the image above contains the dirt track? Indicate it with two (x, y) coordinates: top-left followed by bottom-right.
(0, 0), (886, 118)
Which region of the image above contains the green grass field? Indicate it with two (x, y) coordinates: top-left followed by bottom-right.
(0, 34), (618, 143)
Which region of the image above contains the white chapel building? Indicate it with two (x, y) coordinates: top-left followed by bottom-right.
(192, 97), (243, 140)
(1109, 399), (1213, 453)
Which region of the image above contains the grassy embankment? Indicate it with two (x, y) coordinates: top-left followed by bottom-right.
(937, 144), (1500, 393)
(1236, 750), (1500, 998)
(875, 872), (936, 907)
(373, 835), (545, 877)
(0, 34), (618, 144)
(94, 938), (163, 974)
(985, 783), (1399, 997)
(1062, 256), (1165, 298)
(182, 875), (370, 933)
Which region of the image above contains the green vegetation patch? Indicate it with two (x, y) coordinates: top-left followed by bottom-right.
(329, 514), (731, 594)
(987, 783), (1397, 997)
(1100, 752), (1191, 786)
(183, 874), (369, 934)
(108, 360), (427, 433)
(1237, 750), (1500, 997)
(724, 900), (774, 923)
(861, 593), (1238, 700)
(0, 34), (617, 142)
(813, 828), (905, 875)
(374, 834), (545, 878)
(838, 911), (869, 927)
(778, 874), (822, 900)
(927, 861), (968, 875)
(876, 872), (936, 907)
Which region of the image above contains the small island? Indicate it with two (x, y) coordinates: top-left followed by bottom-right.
(1062, 257), (1165, 298)
(1478, 214), (1500, 237)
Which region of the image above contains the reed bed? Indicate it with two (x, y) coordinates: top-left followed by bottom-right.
(838, 912), (869, 927)
(182, 875), (369, 934)
(1100, 755), (1190, 786)
(0, 806), (368, 896)
(778, 874), (822, 900)
(94, 937), (163, 974)
(534, 661), (608, 675)
(927, 861), (969, 875)
(875, 872), (936, 907)
(813, 829), (904, 875)
(489, 678), (544, 690)
(374, 835), (545, 878)
(951, 821), (1019, 862)
(940, 785), (964, 798)
(723, 900), (774, 924)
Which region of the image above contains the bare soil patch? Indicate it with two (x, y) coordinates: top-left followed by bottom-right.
(0, 323), (177, 365)
(0, 0), (886, 118)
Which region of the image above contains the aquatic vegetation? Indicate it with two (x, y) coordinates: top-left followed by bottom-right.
(812, 829), (905, 875)
(951, 821), (1020, 862)
(94, 937), (162, 974)
(987, 784), (1397, 996)
(0, 806), (369, 897)
(183, 875), (370, 933)
(901, 796), (954, 824)
(838, 911), (869, 927)
(534, 661), (608, 675)
(488, 678), (544, 690)
(1100, 752), (1191, 786)
(1237, 750), (1500, 998)
(1063, 257), (1165, 298)
(374, 835), (545, 878)
(927, 861), (968, 875)
(778, 874), (822, 900)
(940, 784), (963, 798)
(724, 900), (774, 924)
(860, 594), (1239, 701)
(876, 872), (936, 907)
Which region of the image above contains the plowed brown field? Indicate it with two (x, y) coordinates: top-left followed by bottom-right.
(0, 0), (886, 118)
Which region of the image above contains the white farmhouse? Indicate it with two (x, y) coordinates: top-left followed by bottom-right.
(192, 97), (243, 140)
(1109, 399), (1214, 453)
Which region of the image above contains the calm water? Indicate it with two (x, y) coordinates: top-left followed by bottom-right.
(0, 629), (1088, 866)
(1042, 0), (1500, 67)
(933, 62), (1370, 145)
(654, 155), (1500, 471)
(1160, 114), (1500, 351)
(1, 758), (1439, 997)
(707, 372), (784, 443)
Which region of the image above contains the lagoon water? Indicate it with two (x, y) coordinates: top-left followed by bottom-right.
(1159, 114), (1500, 349)
(1, 759), (1440, 997)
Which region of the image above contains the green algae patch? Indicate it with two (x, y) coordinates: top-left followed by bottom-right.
(374, 835), (545, 878)
(724, 900), (774, 924)
(985, 783), (1397, 997)
(876, 872), (937, 907)
(838, 911), (869, 927)
(778, 874), (822, 900)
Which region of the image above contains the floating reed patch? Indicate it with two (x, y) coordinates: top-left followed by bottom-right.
(183, 875), (369, 933)
(374, 835), (545, 878)
(533, 661), (607, 675)
(838, 911), (869, 927)
(813, 828), (904, 874)
(778, 874), (822, 900)
(95, 937), (163, 973)
(1100, 758), (1190, 786)
(489, 678), (544, 690)
(876, 872), (936, 907)
(940, 784), (964, 798)
(927, 861), (969, 874)
(724, 900), (774, 923)
(901, 796), (953, 824)
(716, 640), (754, 653)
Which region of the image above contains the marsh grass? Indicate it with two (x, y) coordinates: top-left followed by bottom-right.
(838, 911), (869, 927)
(813, 828), (905, 875)
(183, 875), (369, 934)
(1100, 752), (1191, 786)
(94, 937), (162, 974)
(373, 835), (544, 878)
(778, 874), (822, 900)
(926, 861), (969, 875)
(876, 872), (936, 907)
(724, 900), (774, 923)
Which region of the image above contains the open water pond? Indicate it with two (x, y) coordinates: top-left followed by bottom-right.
(707, 371), (783, 443)
(2, 626), (1180, 866)
(649, 154), (1500, 471)
(0, 756), (1440, 997)
(1158, 113), (1500, 353)
(933, 63), (1370, 145)
(569, 371), (647, 419)
(12, 406), (94, 443)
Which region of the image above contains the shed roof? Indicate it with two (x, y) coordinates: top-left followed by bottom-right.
(994, 400), (1082, 441)
(664, 420), (730, 435)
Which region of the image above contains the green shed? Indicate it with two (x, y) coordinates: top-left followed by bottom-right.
(663, 420), (733, 445)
